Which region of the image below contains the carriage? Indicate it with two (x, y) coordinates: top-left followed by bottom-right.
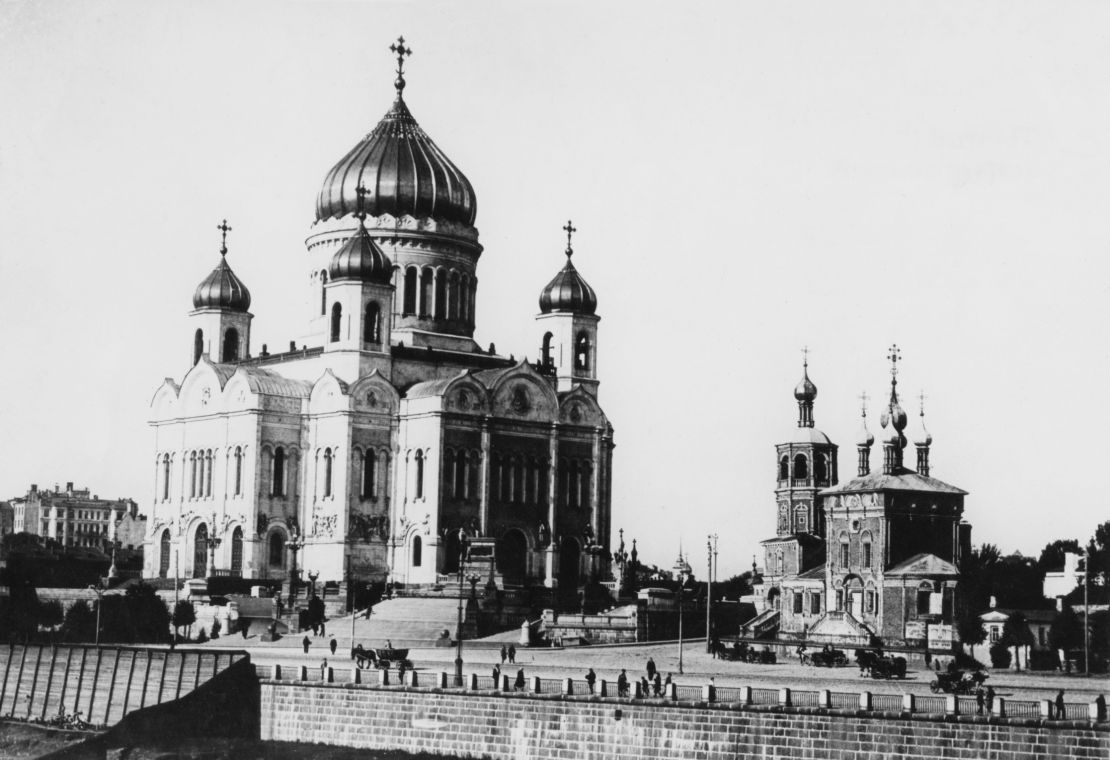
(810, 647), (849, 667)
(867, 654), (907, 679)
(354, 644), (413, 671)
(929, 669), (987, 694)
(715, 642), (777, 664)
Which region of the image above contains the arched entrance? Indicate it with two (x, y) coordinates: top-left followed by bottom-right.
(443, 529), (461, 575)
(558, 537), (581, 598)
(496, 529), (528, 586)
(159, 530), (171, 578)
(230, 527), (243, 576)
(193, 523), (208, 578)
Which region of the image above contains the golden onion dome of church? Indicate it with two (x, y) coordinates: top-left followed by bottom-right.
(314, 38), (477, 227)
(328, 190), (393, 283)
(192, 221), (251, 312)
(539, 222), (598, 315)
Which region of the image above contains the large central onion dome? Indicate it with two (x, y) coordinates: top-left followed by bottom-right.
(315, 92), (477, 226)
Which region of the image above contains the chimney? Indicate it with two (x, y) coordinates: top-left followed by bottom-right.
(289, 340), (296, 352)
(66, 482), (74, 494)
(30, 484), (37, 494)
(989, 595), (997, 609)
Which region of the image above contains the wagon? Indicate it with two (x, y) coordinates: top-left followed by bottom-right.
(929, 669), (986, 694)
(810, 648), (849, 667)
(375, 647), (413, 671)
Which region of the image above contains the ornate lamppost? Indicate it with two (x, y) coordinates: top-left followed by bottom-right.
(206, 515), (223, 578)
(705, 534), (717, 653)
(308, 570), (319, 600)
(453, 529), (481, 686)
(287, 531), (304, 602)
(674, 552), (692, 674)
(87, 582), (105, 646)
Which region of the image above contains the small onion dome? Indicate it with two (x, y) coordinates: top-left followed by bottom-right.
(328, 220), (393, 283)
(914, 416), (933, 447)
(315, 96), (477, 226)
(193, 255), (250, 311)
(857, 420), (875, 448)
(883, 427), (906, 448)
(880, 398), (908, 432)
(794, 367), (817, 402)
(539, 253), (598, 315)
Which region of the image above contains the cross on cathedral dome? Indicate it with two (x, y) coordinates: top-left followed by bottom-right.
(538, 221), (598, 315)
(314, 37), (478, 227)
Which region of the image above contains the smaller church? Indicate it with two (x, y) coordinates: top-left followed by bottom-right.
(749, 347), (972, 649)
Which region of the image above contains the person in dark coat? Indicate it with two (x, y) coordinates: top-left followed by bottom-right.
(492, 664), (501, 684)
(508, 644), (516, 663)
(985, 686), (995, 713)
(302, 635), (311, 654)
(975, 686), (985, 715)
(329, 636), (337, 655)
(500, 645), (508, 664)
(652, 672), (662, 696)
(514, 668), (525, 691)
(1055, 690), (1066, 720)
(646, 657), (656, 680)
(585, 668), (596, 694)
(616, 669), (629, 697)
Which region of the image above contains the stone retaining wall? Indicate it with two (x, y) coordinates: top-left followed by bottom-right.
(259, 678), (1110, 760)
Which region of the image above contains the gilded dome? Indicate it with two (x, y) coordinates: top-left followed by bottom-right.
(539, 252), (598, 315)
(794, 367), (817, 402)
(193, 254), (250, 312)
(315, 94), (477, 227)
(329, 220), (393, 283)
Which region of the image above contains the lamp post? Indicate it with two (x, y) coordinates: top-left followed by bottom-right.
(1082, 547), (1090, 677)
(453, 532), (480, 687)
(308, 570), (319, 600)
(287, 532), (304, 602)
(88, 583), (104, 646)
(674, 553), (692, 674)
(705, 534), (717, 653)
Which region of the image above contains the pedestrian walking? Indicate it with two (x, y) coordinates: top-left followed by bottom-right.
(617, 669), (629, 697)
(986, 686), (995, 713)
(319, 620), (326, 636)
(1055, 689), (1066, 720)
(508, 644), (516, 663)
(975, 686), (985, 715)
(646, 657), (656, 680)
(329, 636), (337, 655)
(500, 645), (508, 664)
(302, 635), (311, 654)
(514, 668), (525, 691)
(652, 672), (662, 696)
(639, 676), (650, 697)
(492, 664), (501, 684)
(585, 668), (596, 694)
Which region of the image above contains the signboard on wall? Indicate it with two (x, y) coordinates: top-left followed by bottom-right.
(928, 623), (955, 649)
(904, 621), (926, 640)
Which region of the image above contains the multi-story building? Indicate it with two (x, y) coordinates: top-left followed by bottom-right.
(143, 42), (614, 601)
(752, 349), (972, 647)
(11, 483), (140, 551)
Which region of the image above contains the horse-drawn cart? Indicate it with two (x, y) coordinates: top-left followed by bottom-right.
(353, 645), (413, 671)
(929, 669), (987, 694)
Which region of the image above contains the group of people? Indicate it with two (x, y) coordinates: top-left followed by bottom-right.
(491, 663), (527, 690)
(499, 644), (518, 664)
(583, 657), (672, 698)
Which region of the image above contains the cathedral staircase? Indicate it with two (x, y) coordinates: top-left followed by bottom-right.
(806, 610), (873, 646)
(740, 609), (780, 639)
(296, 597), (474, 650)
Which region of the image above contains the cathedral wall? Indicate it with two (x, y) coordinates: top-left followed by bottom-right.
(393, 411), (443, 585)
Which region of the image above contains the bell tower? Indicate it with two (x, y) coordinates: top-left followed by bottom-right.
(535, 221), (600, 396)
(189, 220), (252, 365)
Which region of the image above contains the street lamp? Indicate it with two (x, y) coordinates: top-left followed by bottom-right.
(308, 570), (319, 600)
(287, 531), (304, 602)
(1082, 547), (1090, 677)
(673, 552), (692, 674)
(705, 534), (717, 653)
(87, 583), (104, 646)
(453, 532), (481, 686)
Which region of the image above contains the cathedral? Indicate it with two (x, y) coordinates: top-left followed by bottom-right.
(752, 348), (972, 648)
(142, 40), (614, 599)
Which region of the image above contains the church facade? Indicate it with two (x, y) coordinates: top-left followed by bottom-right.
(142, 41), (613, 597)
(753, 349), (972, 647)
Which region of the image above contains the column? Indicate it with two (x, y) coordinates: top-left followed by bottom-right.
(545, 423), (558, 587)
(478, 420), (491, 535)
(590, 428), (602, 540)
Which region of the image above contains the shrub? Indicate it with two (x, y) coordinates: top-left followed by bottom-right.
(989, 642), (1012, 669)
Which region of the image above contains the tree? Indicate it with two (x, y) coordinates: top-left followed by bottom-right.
(0, 571), (40, 642)
(125, 583), (171, 644)
(1037, 539), (1080, 573)
(172, 600), (196, 641)
(1049, 606), (1082, 654)
(61, 600), (96, 642)
(1000, 612), (1035, 671)
(38, 599), (64, 637)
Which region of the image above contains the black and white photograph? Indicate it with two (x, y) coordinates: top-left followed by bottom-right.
(0, 2), (1107, 758)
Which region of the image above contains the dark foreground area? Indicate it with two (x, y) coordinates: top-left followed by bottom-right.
(0, 723), (447, 760)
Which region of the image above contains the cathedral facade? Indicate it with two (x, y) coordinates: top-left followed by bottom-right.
(142, 42), (613, 596)
(754, 349), (971, 647)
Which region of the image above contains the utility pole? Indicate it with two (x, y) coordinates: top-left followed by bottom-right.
(1083, 547), (1090, 677)
(348, 553), (356, 658)
(705, 536), (713, 653)
(173, 549), (180, 648)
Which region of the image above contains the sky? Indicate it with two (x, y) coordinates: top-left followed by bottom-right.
(1, 1), (1108, 579)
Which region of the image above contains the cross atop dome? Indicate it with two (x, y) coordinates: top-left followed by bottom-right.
(859, 390), (870, 417)
(391, 36), (412, 94)
(887, 343), (901, 379)
(217, 219), (232, 256)
(563, 220), (577, 257)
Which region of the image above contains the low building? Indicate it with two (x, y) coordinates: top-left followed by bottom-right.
(11, 483), (140, 551)
(970, 607), (1058, 670)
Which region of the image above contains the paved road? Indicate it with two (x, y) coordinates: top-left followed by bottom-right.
(229, 640), (1109, 703)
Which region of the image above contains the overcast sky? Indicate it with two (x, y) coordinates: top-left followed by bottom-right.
(1, 1), (1107, 578)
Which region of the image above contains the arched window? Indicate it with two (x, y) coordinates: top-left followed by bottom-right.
(159, 530), (171, 578)
(575, 332), (591, 371)
(419, 268), (433, 317)
(221, 328), (239, 362)
(363, 449), (377, 499)
(204, 450), (213, 497)
(364, 302), (381, 343)
(230, 527), (243, 575)
(461, 274), (471, 324)
(813, 453), (827, 482)
(330, 303), (342, 343)
(268, 531), (285, 567)
(412, 535), (423, 567)
(323, 448), (333, 498)
(403, 268), (417, 315)
(541, 332), (554, 369)
(234, 446), (243, 496)
(319, 271), (328, 315)
(449, 271), (461, 320)
(793, 454), (808, 480)
(161, 454), (171, 501)
(778, 455), (789, 481)
(453, 450), (466, 499)
(272, 447), (285, 498)
(467, 451), (479, 501)
(839, 534), (850, 568)
(414, 450), (424, 499)
(776, 550), (785, 575)
(434, 270), (446, 319)
(189, 452), (198, 498)
(514, 456), (525, 503)
(861, 531), (873, 569)
(193, 329), (204, 365)
(193, 523), (208, 579)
